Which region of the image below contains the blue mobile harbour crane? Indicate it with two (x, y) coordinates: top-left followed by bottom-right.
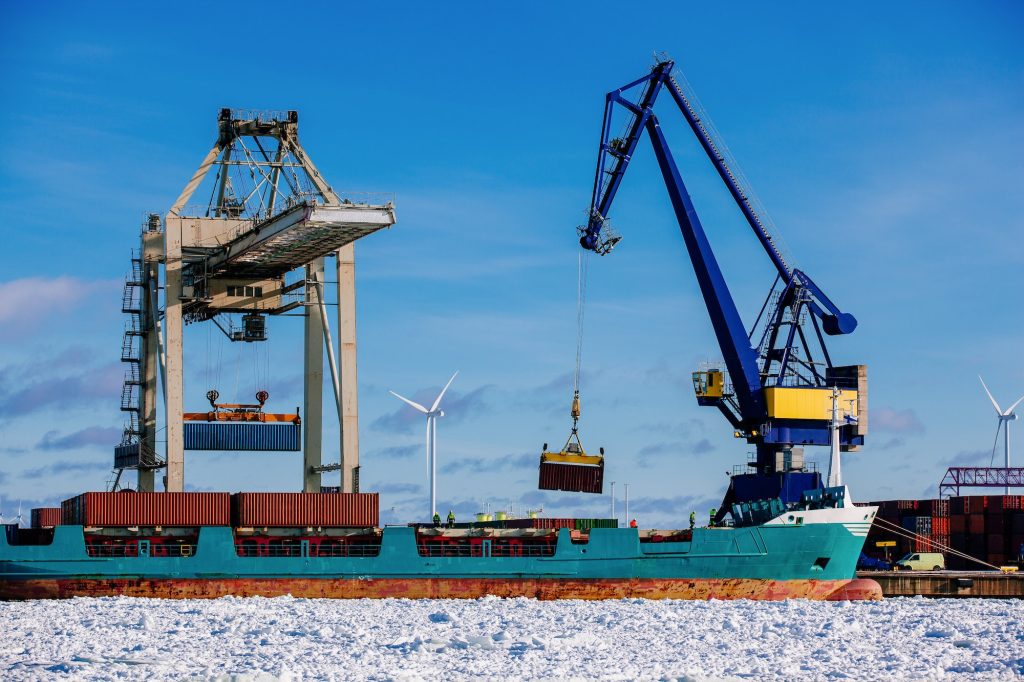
(579, 57), (868, 520)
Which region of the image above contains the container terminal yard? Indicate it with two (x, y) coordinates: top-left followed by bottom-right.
(2, 51), (1021, 604)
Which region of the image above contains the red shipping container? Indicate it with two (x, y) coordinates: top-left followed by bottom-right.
(233, 492), (378, 527)
(968, 514), (986, 535)
(61, 492), (231, 526)
(918, 499), (949, 517)
(896, 500), (919, 511)
(30, 508), (62, 528)
(958, 496), (989, 514)
(538, 461), (604, 494)
(988, 553), (1007, 566)
(988, 534), (1007, 556)
(989, 495), (1024, 512)
(988, 513), (1006, 534)
(872, 506), (898, 522)
(525, 518), (576, 530)
(950, 515), (966, 534)
(952, 496), (991, 515)
(932, 516), (950, 535)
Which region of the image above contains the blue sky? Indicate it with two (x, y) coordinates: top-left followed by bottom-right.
(0, 2), (1021, 527)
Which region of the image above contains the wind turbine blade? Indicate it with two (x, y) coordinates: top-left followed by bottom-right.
(990, 421), (1003, 467)
(1004, 394), (1024, 416)
(430, 371), (459, 412)
(978, 376), (1003, 415)
(389, 390), (428, 413)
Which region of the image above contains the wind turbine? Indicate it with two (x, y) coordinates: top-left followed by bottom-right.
(389, 371), (458, 519)
(979, 376), (1024, 495)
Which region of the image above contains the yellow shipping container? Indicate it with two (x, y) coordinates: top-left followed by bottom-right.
(763, 387), (858, 421)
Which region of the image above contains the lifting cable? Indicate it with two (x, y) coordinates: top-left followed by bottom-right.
(571, 251), (590, 433)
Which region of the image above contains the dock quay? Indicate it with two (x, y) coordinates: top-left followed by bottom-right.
(858, 571), (1024, 598)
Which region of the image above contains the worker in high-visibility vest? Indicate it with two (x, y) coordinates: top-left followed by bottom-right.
(432, 512), (441, 527)
(447, 510), (455, 528)
(689, 511), (696, 530)
(709, 508), (717, 527)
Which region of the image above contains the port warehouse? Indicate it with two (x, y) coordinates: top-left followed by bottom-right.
(859, 494), (1024, 569)
(18, 492), (1024, 569)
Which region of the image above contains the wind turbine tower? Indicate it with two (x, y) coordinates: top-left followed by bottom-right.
(389, 372), (458, 519)
(979, 376), (1024, 495)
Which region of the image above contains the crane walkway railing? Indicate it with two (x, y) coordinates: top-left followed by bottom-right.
(665, 68), (797, 275)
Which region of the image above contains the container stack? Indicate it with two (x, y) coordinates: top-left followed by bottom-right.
(61, 492), (231, 527)
(864, 499), (952, 560)
(864, 500), (919, 560)
(910, 498), (949, 553)
(59, 492), (379, 529)
(948, 495), (1024, 568)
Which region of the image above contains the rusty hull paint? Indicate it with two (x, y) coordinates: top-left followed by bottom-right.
(0, 577), (883, 601)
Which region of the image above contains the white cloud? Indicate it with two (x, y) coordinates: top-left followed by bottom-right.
(871, 407), (925, 435)
(0, 276), (116, 328)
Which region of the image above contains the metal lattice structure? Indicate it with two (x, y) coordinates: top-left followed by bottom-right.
(938, 467), (1024, 498)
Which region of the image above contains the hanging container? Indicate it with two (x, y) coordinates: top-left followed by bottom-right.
(184, 423), (301, 451)
(538, 460), (604, 494)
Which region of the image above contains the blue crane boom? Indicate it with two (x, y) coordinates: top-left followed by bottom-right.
(580, 58), (867, 507)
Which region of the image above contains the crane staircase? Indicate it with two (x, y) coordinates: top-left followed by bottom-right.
(109, 251), (164, 491)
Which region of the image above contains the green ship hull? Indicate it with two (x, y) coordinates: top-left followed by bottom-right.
(1, 500), (882, 601)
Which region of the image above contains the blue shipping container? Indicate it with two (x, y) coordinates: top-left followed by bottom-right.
(184, 423), (301, 451)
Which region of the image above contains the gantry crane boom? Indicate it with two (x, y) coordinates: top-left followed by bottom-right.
(579, 58), (867, 506)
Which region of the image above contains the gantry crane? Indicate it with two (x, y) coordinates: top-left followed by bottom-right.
(579, 57), (868, 514)
(114, 109), (395, 495)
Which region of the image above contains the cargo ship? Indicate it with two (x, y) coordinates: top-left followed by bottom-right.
(0, 488), (882, 601)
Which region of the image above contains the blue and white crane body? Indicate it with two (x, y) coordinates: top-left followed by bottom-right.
(579, 58), (868, 511)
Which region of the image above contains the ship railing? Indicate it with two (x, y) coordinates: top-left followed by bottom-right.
(233, 542), (382, 558)
(416, 544), (556, 558)
(312, 544), (382, 558)
(493, 544), (555, 558)
(86, 544), (138, 558)
(85, 543), (196, 558)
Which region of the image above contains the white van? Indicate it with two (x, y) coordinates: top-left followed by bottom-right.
(894, 552), (945, 571)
